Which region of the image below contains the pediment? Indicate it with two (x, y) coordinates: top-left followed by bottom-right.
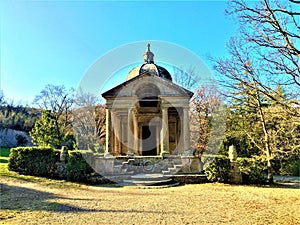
(102, 72), (193, 99)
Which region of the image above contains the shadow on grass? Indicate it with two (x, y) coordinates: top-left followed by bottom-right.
(0, 184), (176, 214)
(269, 182), (300, 189)
(237, 181), (300, 189)
(0, 158), (8, 163)
(0, 184), (99, 212)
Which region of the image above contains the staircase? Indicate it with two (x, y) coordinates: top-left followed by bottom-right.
(111, 157), (182, 187)
(113, 157), (183, 175)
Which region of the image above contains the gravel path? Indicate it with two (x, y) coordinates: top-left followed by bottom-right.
(1, 177), (299, 224)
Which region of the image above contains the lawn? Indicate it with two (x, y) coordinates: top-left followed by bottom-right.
(0, 148), (10, 163)
(1, 148), (299, 224)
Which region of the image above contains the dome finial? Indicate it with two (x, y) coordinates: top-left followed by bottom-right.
(144, 43), (154, 64)
(147, 43), (151, 51)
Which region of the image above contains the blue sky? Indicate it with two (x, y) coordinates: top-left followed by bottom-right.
(1, 0), (239, 105)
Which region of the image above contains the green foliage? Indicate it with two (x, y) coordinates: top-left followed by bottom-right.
(204, 156), (231, 183)
(7, 147), (95, 182)
(204, 155), (269, 184)
(280, 158), (300, 176)
(30, 110), (61, 148)
(8, 147), (60, 177)
(66, 150), (94, 181)
(16, 134), (28, 146)
(0, 105), (40, 132)
(61, 133), (77, 150)
(237, 157), (267, 184)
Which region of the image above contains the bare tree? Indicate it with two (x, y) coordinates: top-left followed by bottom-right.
(189, 85), (225, 155)
(33, 84), (74, 144)
(73, 89), (105, 151)
(213, 0), (300, 183)
(226, 0), (300, 87)
(173, 67), (200, 91)
(0, 90), (6, 106)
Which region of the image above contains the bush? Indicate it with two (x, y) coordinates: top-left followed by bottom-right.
(66, 150), (94, 181)
(16, 134), (28, 146)
(280, 158), (300, 176)
(204, 156), (231, 183)
(8, 147), (60, 177)
(237, 157), (267, 184)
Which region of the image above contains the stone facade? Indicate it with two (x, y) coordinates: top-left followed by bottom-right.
(102, 45), (193, 157)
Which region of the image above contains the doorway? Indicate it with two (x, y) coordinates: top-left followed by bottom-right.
(142, 126), (157, 156)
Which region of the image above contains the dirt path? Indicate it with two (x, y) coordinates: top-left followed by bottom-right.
(1, 177), (299, 225)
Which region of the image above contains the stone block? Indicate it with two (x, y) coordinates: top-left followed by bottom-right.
(94, 157), (115, 175)
(190, 157), (201, 172)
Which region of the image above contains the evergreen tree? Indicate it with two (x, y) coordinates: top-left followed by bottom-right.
(30, 110), (61, 148)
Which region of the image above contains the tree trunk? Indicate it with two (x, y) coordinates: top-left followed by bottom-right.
(267, 159), (274, 184)
(255, 88), (274, 184)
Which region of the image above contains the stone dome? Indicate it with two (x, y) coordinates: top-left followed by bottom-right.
(126, 44), (172, 81)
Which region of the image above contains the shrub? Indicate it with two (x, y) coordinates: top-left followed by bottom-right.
(204, 156), (231, 183)
(280, 158), (300, 176)
(8, 147), (60, 177)
(237, 157), (267, 184)
(66, 150), (94, 181)
(16, 134), (28, 146)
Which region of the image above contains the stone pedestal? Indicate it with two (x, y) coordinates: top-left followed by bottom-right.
(228, 145), (242, 184)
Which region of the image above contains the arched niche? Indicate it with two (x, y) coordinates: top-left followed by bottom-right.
(135, 83), (160, 108)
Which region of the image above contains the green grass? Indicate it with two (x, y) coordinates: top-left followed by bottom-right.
(0, 148), (10, 167)
(0, 147), (10, 163)
(0, 147), (11, 157)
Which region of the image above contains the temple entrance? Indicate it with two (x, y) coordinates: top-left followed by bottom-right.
(142, 126), (157, 156)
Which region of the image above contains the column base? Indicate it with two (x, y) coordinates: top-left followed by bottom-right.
(104, 152), (114, 158)
(160, 151), (170, 158)
(182, 149), (194, 156)
(127, 151), (135, 157)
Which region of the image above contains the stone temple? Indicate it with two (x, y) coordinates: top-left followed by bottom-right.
(96, 44), (203, 184)
(102, 44), (193, 157)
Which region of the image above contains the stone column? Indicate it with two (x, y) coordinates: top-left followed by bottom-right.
(133, 111), (139, 155)
(121, 117), (126, 155)
(114, 114), (121, 155)
(160, 107), (169, 157)
(127, 108), (134, 156)
(182, 107), (191, 155)
(105, 108), (112, 156)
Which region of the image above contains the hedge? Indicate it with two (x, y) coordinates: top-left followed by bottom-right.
(237, 157), (267, 184)
(204, 155), (231, 183)
(8, 147), (60, 177)
(8, 147), (95, 181)
(66, 150), (94, 181)
(204, 155), (268, 184)
(280, 158), (300, 176)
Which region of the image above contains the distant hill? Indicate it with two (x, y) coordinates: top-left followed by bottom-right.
(0, 105), (41, 148)
(0, 105), (41, 132)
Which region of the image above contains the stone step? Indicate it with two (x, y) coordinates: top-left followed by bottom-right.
(122, 173), (177, 187)
(174, 164), (183, 169)
(131, 173), (165, 181)
(123, 178), (173, 186)
(162, 170), (171, 175)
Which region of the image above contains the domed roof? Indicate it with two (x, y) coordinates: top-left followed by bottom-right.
(126, 44), (172, 81)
